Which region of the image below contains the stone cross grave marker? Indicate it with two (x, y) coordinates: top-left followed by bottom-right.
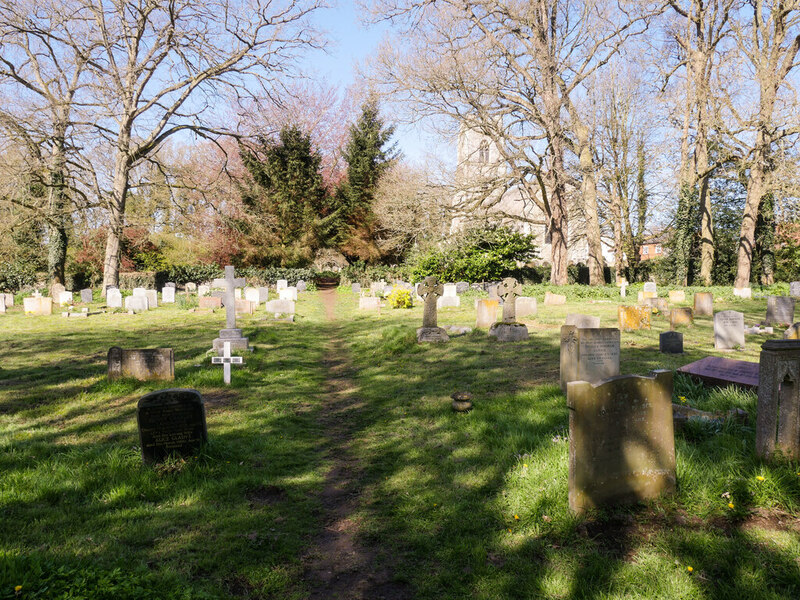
(212, 341), (244, 385)
(416, 276), (449, 342)
(694, 292), (713, 316)
(756, 340), (800, 460)
(714, 310), (745, 350)
(766, 296), (795, 326)
(568, 370), (676, 513)
(137, 388), (207, 464)
(212, 266), (248, 353)
(497, 277), (522, 323)
(560, 325), (620, 391)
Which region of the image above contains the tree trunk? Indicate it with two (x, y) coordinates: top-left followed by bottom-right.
(734, 138), (766, 288)
(609, 185), (625, 282)
(548, 132), (569, 286)
(46, 131), (68, 285)
(101, 155), (130, 294)
(696, 103), (714, 286)
(575, 122), (605, 285)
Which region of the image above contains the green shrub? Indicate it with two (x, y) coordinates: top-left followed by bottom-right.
(118, 271), (155, 289)
(163, 264), (221, 286)
(387, 286), (413, 308)
(0, 260), (39, 292)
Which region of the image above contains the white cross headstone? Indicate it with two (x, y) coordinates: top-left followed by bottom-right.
(211, 341), (243, 385)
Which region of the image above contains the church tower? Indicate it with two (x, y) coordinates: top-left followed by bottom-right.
(455, 123), (506, 181)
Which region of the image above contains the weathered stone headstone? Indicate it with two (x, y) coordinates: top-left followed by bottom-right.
(276, 279), (288, 292)
(50, 282), (66, 301)
(790, 282), (800, 298)
(199, 296), (222, 309)
(106, 288), (122, 308)
(108, 347), (174, 381)
(693, 292), (713, 316)
(437, 295), (461, 308)
(296, 280), (307, 292)
(784, 323), (800, 340)
(144, 289), (158, 307)
(568, 370), (676, 513)
(58, 291), (73, 306)
(516, 297), (537, 318)
(258, 286), (270, 303)
(489, 277), (528, 341)
(560, 326), (620, 392)
(197, 284), (210, 297)
(660, 331), (683, 354)
(80, 288), (93, 303)
(756, 340), (800, 460)
(279, 287), (298, 301)
(766, 296), (795, 326)
(734, 287), (752, 299)
(358, 296), (381, 311)
(670, 307), (693, 329)
(235, 299), (255, 314)
(136, 388), (207, 464)
(620, 283), (627, 298)
(455, 281), (470, 294)
(234, 288), (242, 300)
(443, 284), (457, 297)
(0, 296), (5, 313)
(132, 287), (147, 296)
(668, 290), (685, 303)
(677, 355), (759, 390)
(475, 299), (499, 328)
(487, 284), (499, 300)
(124, 295), (149, 312)
(185, 282), (197, 292)
(244, 287), (260, 304)
(544, 291), (566, 306)
(265, 299), (296, 315)
(646, 297), (669, 314)
(23, 296), (53, 315)
(3, 293), (13, 307)
(565, 313), (600, 329)
(714, 310), (745, 350)
(417, 276), (449, 342)
(643, 282), (657, 295)
(162, 286), (175, 303)
(212, 265), (249, 353)
(618, 305), (650, 331)
(351, 283), (361, 294)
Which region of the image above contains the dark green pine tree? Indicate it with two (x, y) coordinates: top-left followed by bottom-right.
(336, 100), (398, 261)
(238, 126), (333, 266)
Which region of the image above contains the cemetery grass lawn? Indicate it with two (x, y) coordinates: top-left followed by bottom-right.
(0, 287), (798, 599)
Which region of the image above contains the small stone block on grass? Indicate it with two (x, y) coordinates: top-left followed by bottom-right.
(108, 347), (174, 381)
(137, 388), (207, 464)
(568, 370), (676, 514)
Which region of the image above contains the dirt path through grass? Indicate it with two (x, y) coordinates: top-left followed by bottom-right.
(301, 288), (409, 599)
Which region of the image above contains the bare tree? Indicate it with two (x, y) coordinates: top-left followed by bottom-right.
(79, 0), (325, 292)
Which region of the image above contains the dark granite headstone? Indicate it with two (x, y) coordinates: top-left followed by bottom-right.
(137, 388), (207, 463)
(756, 340), (800, 460)
(568, 370), (676, 513)
(660, 331), (683, 354)
(677, 355), (759, 390)
(107, 347), (174, 381)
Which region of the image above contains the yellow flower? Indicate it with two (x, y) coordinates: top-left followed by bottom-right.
(523, 463), (528, 468)
(507, 528), (512, 533)
(514, 514), (520, 520)
(728, 502), (735, 509)
(756, 475), (765, 481)
(433, 503), (437, 507)
(687, 566), (693, 573)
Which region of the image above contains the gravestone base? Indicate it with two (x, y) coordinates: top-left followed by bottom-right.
(416, 326), (450, 343)
(488, 322), (529, 342)
(213, 328), (249, 354)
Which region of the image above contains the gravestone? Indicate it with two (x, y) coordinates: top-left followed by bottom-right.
(276, 279), (288, 292)
(416, 276), (449, 342)
(235, 299), (255, 314)
(559, 326), (620, 392)
(475, 299), (499, 328)
(244, 287), (260, 304)
(693, 292), (713, 316)
(565, 314), (601, 329)
(358, 296), (381, 311)
(670, 307), (693, 329)
(107, 288), (122, 308)
(0, 296), (4, 313)
(756, 340), (800, 460)
(80, 288), (93, 303)
(489, 277), (528, 341)
(162, 286), (175, 303)
(668, 290), (685, 303)
(258, 286), (270, 303)
(198, 296), (222, 309)
(643, 282), (657, 295)
(108, 347), (174, 381)
(58, 291), (73, 306)
(50, 282), (66, 301)
(646, 297), (669, 314)
(211, 341), (243, 385)
(124, 295), (149, 312)
(437, 295), (460, 308)
(370, 281), (385, 294)
(279, 287), (298, 301)
(455, 282), (470, 294)
(784, 323), (800, 340)
(212, 266), (249, 354)
(641, 290), (657, 300)
(544, 291), (566, 306)
(265, 299), (295, 315)
(790, 282), (800, 298)
(714, 310), (745, 349)
(297, 280), (307, 292)
(132, 287), (147, 297)
(4, 293), (13, 306)
(766, 296), (795, 326)
(351, 283), (361, 294)
(516, 297), (537, 318)
(443, 284), (457, 297)
(137, 388), (207, 464)
(197, 284), (210, 297)
(487, 284), (499, 300)
(234, 288), (242, 300)
(164, 282), (176, 288)
(660, 331), (683, 354)
(620, 283), (627, 298)
(734, 287), (752, 299)
(677, 355), (759, 390)
(23, 296), (53, 315)
(618, 305), (650, 331)
(144, 289), (158, 307)
(568, 370), (675, 513)
(185, 282), (197, 292)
